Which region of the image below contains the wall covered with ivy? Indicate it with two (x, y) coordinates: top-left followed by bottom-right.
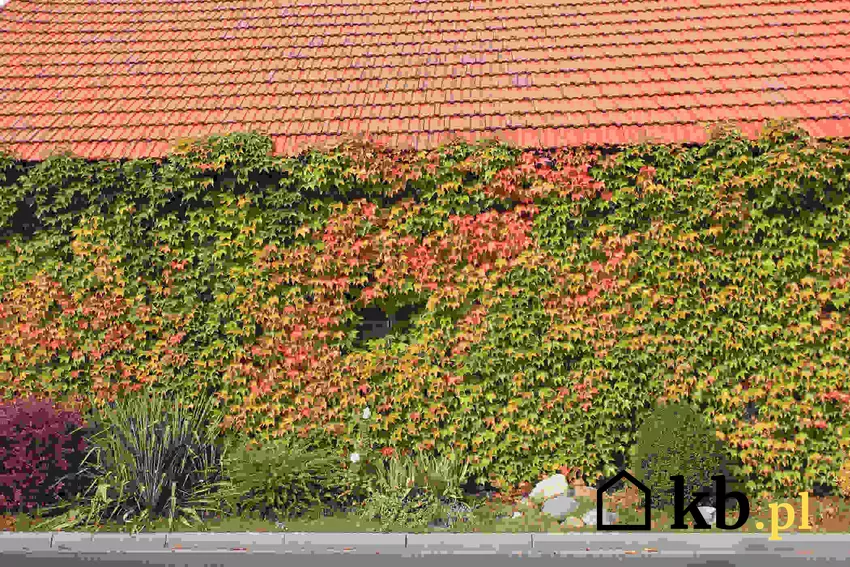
(1, 119), (849, 499)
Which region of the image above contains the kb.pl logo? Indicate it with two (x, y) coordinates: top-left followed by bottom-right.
(597, 470), (812, 540)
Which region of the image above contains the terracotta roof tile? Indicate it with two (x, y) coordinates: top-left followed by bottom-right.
(2, 0), (850, 160)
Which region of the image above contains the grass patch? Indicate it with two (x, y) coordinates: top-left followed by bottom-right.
(4, 492), (850, 534)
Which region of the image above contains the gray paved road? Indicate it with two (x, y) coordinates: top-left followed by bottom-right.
(1, 532), (848, 566)
(0, 551), (843, 567)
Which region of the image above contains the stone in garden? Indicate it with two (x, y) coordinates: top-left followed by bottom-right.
(541, 495), (580, 519)
(563, 516), (584, 528)
(529, 473), (571, 500)
(697, 506), (716, 525)
(582, 509), (618, 526)
(428, 518), (451, 529)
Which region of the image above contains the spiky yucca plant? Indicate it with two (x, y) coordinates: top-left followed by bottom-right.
(39, 388), (229, 533)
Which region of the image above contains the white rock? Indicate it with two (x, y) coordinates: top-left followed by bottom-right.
(697, 506), (716, 525)
(529, 474), (570, 501)
(582, 509), (618, 526)
(541, 495), (580, 519)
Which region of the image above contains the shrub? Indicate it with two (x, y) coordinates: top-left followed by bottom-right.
(631, 401), (727, 509)
(0, 397), (88, 514)
(37, 389), (229, 533)
(214, 430), (351, 522)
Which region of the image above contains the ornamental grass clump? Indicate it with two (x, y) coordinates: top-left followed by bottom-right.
(303, 405), (475, 530)
(38, 389), (229, 533)
(355, 452), (444, 531)
(213, 430), (351, 523)
(355, 446), (473, 531)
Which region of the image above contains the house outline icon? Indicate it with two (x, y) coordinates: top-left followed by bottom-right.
(596, 470), (652, 531)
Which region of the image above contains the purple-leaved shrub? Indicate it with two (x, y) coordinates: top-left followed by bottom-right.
(0, 397), (88, 514)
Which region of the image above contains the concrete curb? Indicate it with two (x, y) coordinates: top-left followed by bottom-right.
(0, 532), (849, 557)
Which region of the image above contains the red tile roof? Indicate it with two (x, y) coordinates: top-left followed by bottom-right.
(2, 0), (850, 161)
